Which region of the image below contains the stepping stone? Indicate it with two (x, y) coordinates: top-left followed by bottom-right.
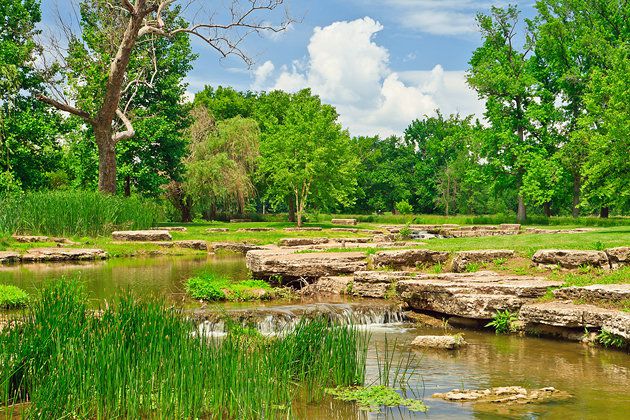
(112, 230), (172, 241)
(157, 226), (187, 232)
(331, 218), (358, 226)
(278, 237), (330, 247)
(411, 335), (467, 350)
(237, 228), (273, 232)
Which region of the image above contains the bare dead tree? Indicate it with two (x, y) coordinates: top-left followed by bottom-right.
(37, 0), (291, 194)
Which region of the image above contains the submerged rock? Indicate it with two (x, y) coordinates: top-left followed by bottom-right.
(372, 249), (450, 268)
(532, 249), (609, 269)
(433, 386), (571, 404)
(451, 249), (515, 272)
(411, 335), (467, 350)
(112, 230), (172, 242)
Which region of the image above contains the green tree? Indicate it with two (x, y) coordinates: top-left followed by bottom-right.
(258, 89), (357, 226)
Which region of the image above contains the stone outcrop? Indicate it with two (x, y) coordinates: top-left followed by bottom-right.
(532, 249), (609, 269)
(553, 284), (630, 302)
(352, 271), (415, 298)
(411, 335), (467, 350)
(283, 227), (323, 231)
(398, 272), (561, 319)
(331, 218), (358, 226)
(21, 248), (108, 262)
(433, 387), (570, 404)
(451, 250), (515, 273)
(112, 230), (172, 241)
(209, 242), (268, 254)
(299, 276), (352, 296)
(158, 226), (187, 232)
(373, 249), (450, 268)
(246, 250), (367, 281)
(0, 251), (20, 263)
(605, 247), (630, 268)
(278, 237), (330, 247)
(206, 228), (229, 233)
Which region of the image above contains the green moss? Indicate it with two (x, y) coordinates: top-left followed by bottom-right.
(325, 385), (427, 412)
(0, 284), (30, 309)
(185, 273), (277, 302)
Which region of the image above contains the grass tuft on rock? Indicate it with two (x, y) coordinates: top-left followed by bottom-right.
(185, 272), (283, 301)
(0, 285), (29, 309)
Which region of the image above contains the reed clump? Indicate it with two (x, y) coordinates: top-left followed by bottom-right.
(0, 191), (163, 237)
(0, 280), (368, 418)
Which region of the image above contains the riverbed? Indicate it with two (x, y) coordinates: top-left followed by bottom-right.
(1, 256), (629, 419)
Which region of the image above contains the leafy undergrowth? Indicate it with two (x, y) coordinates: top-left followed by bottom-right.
(0, 285), (29, 309)
(186, 272), (289, 301)
(325, 385), (427, 412)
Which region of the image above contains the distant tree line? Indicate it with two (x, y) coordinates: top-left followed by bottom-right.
(0, 0), (628, 223)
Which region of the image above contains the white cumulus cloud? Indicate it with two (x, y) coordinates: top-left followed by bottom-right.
(253, 17), (484, 137)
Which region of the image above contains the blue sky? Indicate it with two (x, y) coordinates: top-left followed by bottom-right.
(40, 0), (536, 136)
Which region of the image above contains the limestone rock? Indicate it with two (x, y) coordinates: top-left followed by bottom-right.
(500, 224), (521, 231)
(603, 312), (630, 339)
(451, 249), (515, 272)
(331, 218), (358, 226)
(0, 251), (20, 263)
(246, 250), (367, 281)
(21, 248), (108, 262)
(373, 249), (450, 268)
(238, 227), (273, 232)
(206, 228), (229, 233)
(12, 235), (50, 243)
(299, 276), (352, 296)
(532, 249), (609, 269)
(352, 271), (415, 298)
(433, 386), (570, 404)
(283, 227), (323, 231)
(518, 302), (615, 328)
(330, 228), (359, 233)
(278, 237), (330, 247)
(112, 230), (172, 242)
(158, 226), (187, 232)
(209, 242), (267, 254)
(553, 284), (630, 302)
(605, 247), (630, 268)
(173, 240), (208, 251)
(398, 272), (561, 319)
(411, 335), (467, 350)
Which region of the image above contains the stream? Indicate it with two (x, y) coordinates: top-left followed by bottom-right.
(1, 255), (629, 419)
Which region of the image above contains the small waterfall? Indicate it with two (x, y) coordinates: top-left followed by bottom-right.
(196, 302), (406, 337)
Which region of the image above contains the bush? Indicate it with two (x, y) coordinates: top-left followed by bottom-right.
(0, 285), (29, 309)
(395, 200), (414, 215)
(186, 273), (276, 301)
(0, 190), (163, 237)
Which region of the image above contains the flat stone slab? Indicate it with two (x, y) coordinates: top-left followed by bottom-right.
(237, 227), (273, 232)
(283, 227), (323, 231)
(373, 249), (450, 268)
(156, 226), (187, 232)
(411, 335), (467, 350)
(331, 218), (357, 226)
(433, 386), (571, 404)
(300, 276), (352, 296)
(532, 249), (609, 269)
(330, 228), (359, 233)
(452, 250), (515, 273)
(606, 247), (630, 268)
(0, 251), (20, 263)
(12, 235), (50, 243)
(278, 237), (330, 247)
(553, 284), (630, 302)
(398, 272), (561, 319)
(209, 242), (268, 254)
(206, 228), (229, 233)
(519, 302), (617, 329)
(21, 248), (108, 262)
(246, 250), (367, 280)
(112, 230), (172, 241)
(351, 271), (415, 298)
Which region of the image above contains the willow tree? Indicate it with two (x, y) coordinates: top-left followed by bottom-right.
(37, 0), (290, 194)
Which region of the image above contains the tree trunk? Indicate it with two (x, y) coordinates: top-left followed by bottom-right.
(96, 129), (117, 194)
(124, 175), (131, 197)
(297, 210), (302, 227)
(600, 207), (609, 219)
(288, 197), (296, 222)
(181, 197), (193, 223)
(517, 195), (527, 223)
(543, 201), (551, 217)
(572, 174), (581, 218)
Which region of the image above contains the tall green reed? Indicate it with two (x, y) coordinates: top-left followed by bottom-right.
(0, 280), (368, 419)
(0, 190), (163, 237)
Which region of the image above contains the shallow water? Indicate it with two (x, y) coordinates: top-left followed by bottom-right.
(1, 256), (629, 419)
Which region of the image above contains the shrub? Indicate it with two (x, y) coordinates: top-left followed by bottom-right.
(486, 310), (518, 334)
(0, 285), (29, 309)
(398, 224), (412, 239)
(0, 190), (163, 237)
(395, 200), (414, 215)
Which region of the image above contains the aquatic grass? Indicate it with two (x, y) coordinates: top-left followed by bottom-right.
(0, 191), (163, 237)
(0, 285), (29, 309)
(486, 310), (518, 334)
(0, 280), (368, 418)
